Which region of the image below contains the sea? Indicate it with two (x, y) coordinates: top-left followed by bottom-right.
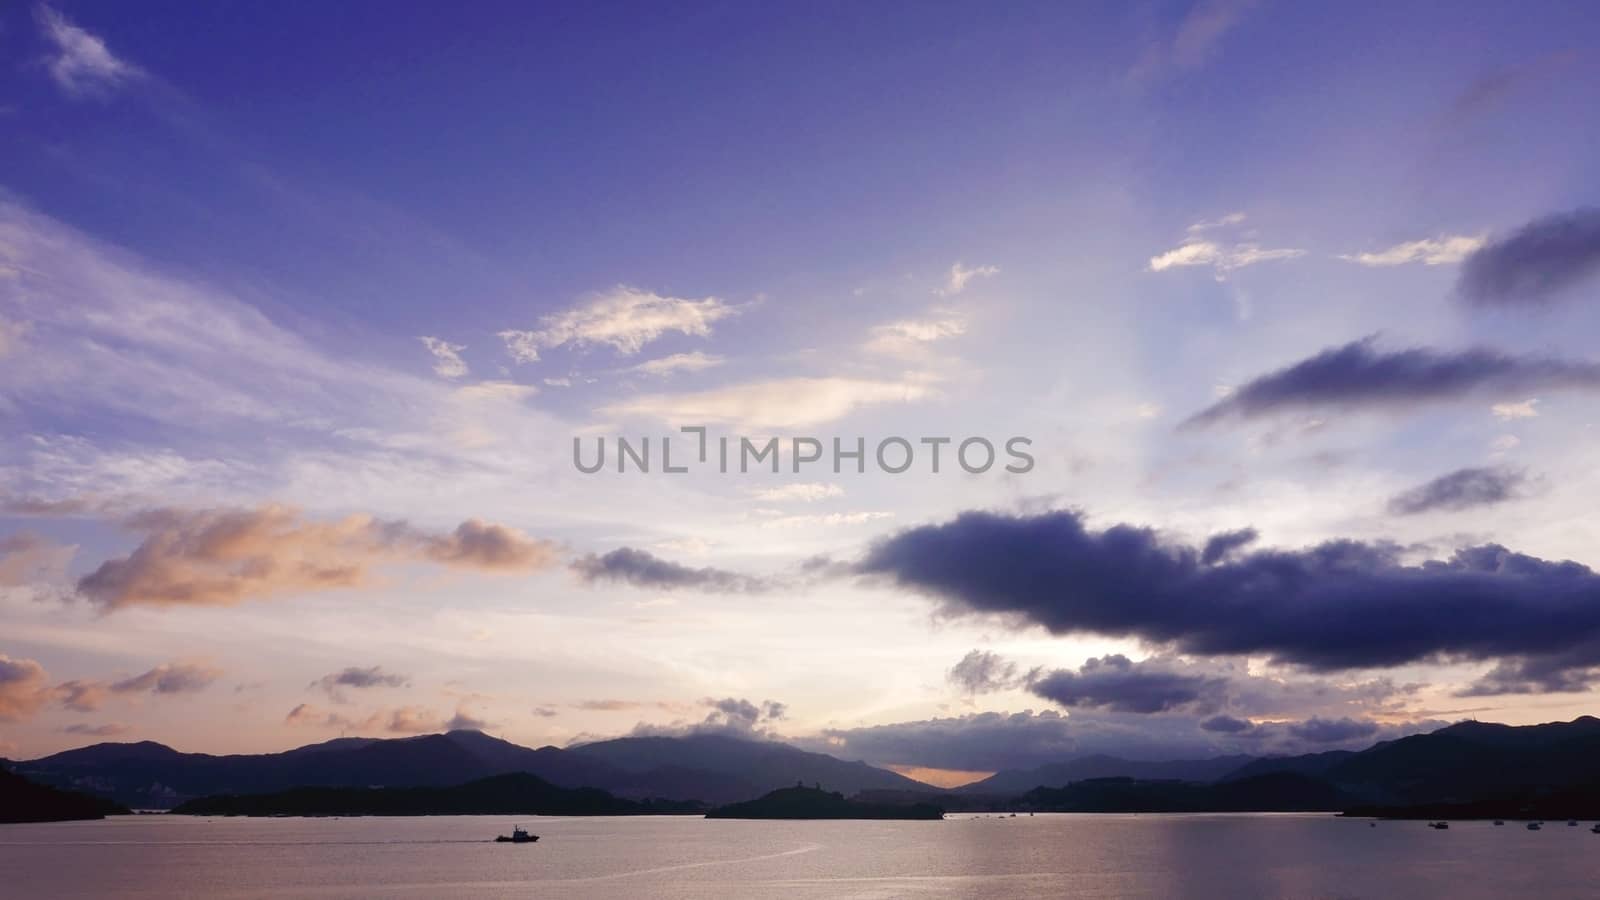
(3, 812), (1597, 898)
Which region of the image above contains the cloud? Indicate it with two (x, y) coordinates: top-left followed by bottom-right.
(1457, 208), (1600, 307)
(1200, 527), (1258, 565)
(1181, 337), (1600, 427)
(627, 351), (725, 377)
(1340, 235), (1485, 267)
(54, 680), (108, 713)
(1028, 654), (1227, 714)
(1387, 466), (1528, 516)
(283, 702), (484, 734)
(758, 511), (894, 529)
(1287, 717), (1380, 744)
(1200, 714), (1252, 733)
(0, 654), (51, 722)
(1170, 0), (1259, 68)
(499, 287), (737, 361)
(937, 264), (998, 297)
(0, 532), (76, 589)
(109, 662), (221, 696)
(571, 547), (766, 593)
(310, 666), (410, 702)
(418, 337), (468, 378)
(864, 315), (968, 356)
(1491, 398), (1539, 420)
(627, 696), (787, 738)
(748, 483), (844, 503)
(856, 508), (1600, 684)
(600, 375), (934, 429)
(34, 6), (141, 99)
(75, 505), (559, 610)
(61, 722), (130, 737)
(948, 649), (1021, 694)
(1457, 655), (1600, 697)
(1149, 216), (1303, 274)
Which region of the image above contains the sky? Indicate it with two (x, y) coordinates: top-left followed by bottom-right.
(4, 1), (1600, 787)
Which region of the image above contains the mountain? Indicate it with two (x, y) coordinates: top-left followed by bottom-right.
(569, 733), (931, 801)
(1217, 749), (1354, 782)
(0, 768), (131, 823)
(705, 785), (944, 820)
(961, 754), (1257, 795)
(1219, 715), (1600, 810)
(169, 772), (697, 817)
(16, 730), (934, 809)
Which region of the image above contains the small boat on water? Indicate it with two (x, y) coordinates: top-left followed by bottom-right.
(1591, 823), (1600, 834)
(495, 826), (539, 844)
(1493, 820), (1504, 826)
(1428, 821), (1449, 830)
(1568, 820), (1579, 827)
(1527, 822), (1542, 831)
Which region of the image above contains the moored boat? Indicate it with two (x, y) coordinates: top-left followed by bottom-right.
(495, 825), (539, 843)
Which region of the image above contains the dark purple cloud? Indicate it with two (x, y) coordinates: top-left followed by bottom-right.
(571, 547), (766, 592)
(1201, 714), (1253, 734)
(857, 510), (1600, 687)
(1387, 466), (1528, 516)
(1028, 654), (1225, 714)
(1182, 337), (1600, 427)
(1458, 208), (1600, 307)
(1287, 716), (1380, 744)
(1201, 528), (1258, 565)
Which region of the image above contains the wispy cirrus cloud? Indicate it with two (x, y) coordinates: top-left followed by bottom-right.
(864, 314), (967, 356)
(499, 287), (737, 362)
(1457, 208), (1600, 307)
(1148, 214), (1303, 275)
(34, 5), (142, 99)
(601, 374), (934, 429)
(936, 263), (998, 297)
(1340, 234), (1485, 266)
(418, 337), (468, 378)
(1182, 337), (1600, 427)
(626, 351), (725, 377)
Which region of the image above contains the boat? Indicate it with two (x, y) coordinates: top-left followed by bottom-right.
(1493, 820), (1504, 826)
(1527, 822), (1541, 831)
(1591, 824), (1600, 834)
(495, 825), (539, 844)
(1428, 821), (1449, 830)
(1568, 820), (1579, 827)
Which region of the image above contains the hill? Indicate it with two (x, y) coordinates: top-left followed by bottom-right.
(962, 754), (1256, 795)
(169, 772), (698, 817)
(16, 730), (934, 809)
(0, 768), (131, 823)
(705, 785), (944, 820)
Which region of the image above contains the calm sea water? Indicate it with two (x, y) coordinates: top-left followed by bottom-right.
(3, 813), (1598, 899)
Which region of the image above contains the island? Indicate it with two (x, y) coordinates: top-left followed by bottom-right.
(705, 785), (945, 820)
(1, 767), (130, 823)
(170, 772), (703, 817)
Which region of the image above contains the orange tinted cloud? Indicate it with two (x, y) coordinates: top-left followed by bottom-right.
(0, 654), (51, 721)
(76, 505), (559, 609)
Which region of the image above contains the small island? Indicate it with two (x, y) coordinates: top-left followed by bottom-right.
(705, 785), (944, 820)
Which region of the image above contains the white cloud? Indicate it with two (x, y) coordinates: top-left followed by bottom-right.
(1186, 212), (1247, 234)
(628, 351), (725, 377)
(1148, 240), (1305, 273)
(937, 263), (999, 296)
(1340, 235), (1485, 267)
(1491, 398), (1539, 420)
(601, 375), (934, 429)
(865, 315), (967, 356)
(419, 336), (468, 378)
(542, 377), (572, 387)
(498, 286), (737, 362)
(749, 483), (845, 503)
(1490, 434), (1521, 454)
(35, 6), (141, 99)
(758, 511), (893, 529)
(1134, 403), (1163, 420)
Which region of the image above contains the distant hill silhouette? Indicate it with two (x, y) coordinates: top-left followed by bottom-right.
(0, 767), (130, 823)
(169, 772), (698, 817)
(1219, 715), (1600, 811)
(706, 785), (944, 820)
(1021, 773), (1349, 813)
(962, 754), (1257, 795)
(16, 730), (933, 809)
